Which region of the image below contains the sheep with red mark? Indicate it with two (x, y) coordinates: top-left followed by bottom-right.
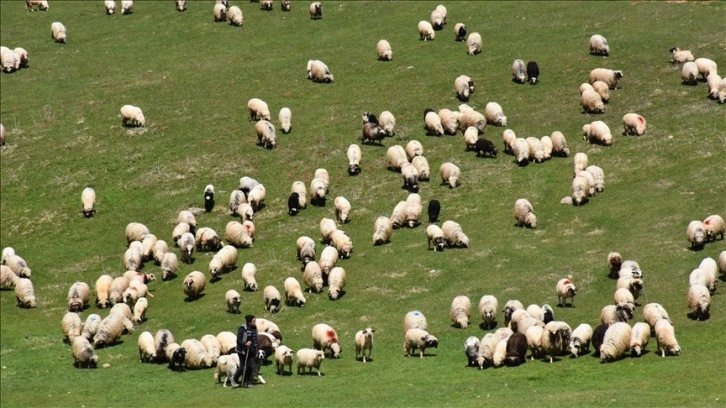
(312, 323), (341, 358)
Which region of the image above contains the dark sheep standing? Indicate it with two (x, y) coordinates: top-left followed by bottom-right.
(204, 186), (215, 213)
(427, 199), (441, 223)
(505, 332), (528, 366)
(362, 112), (378, 125)
(473, 138), (497, 157)
(361, 122), (386, 145)
(288, 192), (301, 216)
(527, 61), (540, 85)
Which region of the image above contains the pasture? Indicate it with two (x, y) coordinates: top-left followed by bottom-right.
(1, 1), (725, 407)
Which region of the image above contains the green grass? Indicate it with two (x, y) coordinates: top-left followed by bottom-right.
(2, 1), (725, 407)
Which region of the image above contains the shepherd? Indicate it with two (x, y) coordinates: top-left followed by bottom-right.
(232, 314), (258, 388)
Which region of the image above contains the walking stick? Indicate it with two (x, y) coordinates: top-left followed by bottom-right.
(241, 345), (250, 385)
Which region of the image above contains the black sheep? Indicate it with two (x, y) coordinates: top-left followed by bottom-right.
(527, 60), (540, 85)
(473, 138), (497, 157)
(169, 347), (186, 371)
(362, 112), (379, 125)
(427, 199), (441, 223)
(505, 332), (528, 366)
(203, 185), (215, 213)
(591, 324), (609, 356)
(288, 192), (300, 216)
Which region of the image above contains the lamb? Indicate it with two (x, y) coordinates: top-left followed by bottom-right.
(512, 59), (526, 83)
(404, 310), (427, 332)
(583, 120), (612, 145)
(585, 165), (605, 192)
(526, 60), (539, 85)
(297, 348), (324, 375)
(373, 216), (393, 246)
(592, 80), (610, 103)
(600, 322), (631, 362)
(589, 34), (609, 56)
(450, 295), (472, 328)
(484, 102), (507, 126)
(694, 57), (717, 81)
(477, 295), (498, 330)
(227, 5), (243, 26)
(181, 339), (214, 369)
(120, 104), (145, 127)
(62, 311), (82, 343)
(580, 89), (605, 113)
(442, 220), (469, 248)
(589, 68), (624, 89)
(160, 252), (178, 281)
(386, 145), (408, 171)
(411, 156), (430, 181)
(330, 230), (353, 258)
(4, 254), (31, 279)
(320, 218), (337, 244)
(525, 137), (545, 163)
(14, 278), (36, 308)
(643, 303), (671, 332)
(511, 138), (530, 165)
(137, 331), (156, 363)
(514, 199), (537, 228)
(274, 345), (294, 375)
(568, 323), (593, 358)
(476, 333), (499, 368)
(424, 110), (445, 136)
(688, 284), (711, 321)
(403, 328), (439, 358)
(686, 220), (706, 250)
(703, 214), (725, 241)
(376, 39), (392, 61)
(93, 314), (133, 348)
(466, 32), (482, 55)
(427, 224), (445, 252)
(255, 120), (277, 149)
(51, 22), (67, 43)
(309, 2), (322, 19)
(355, 328), (375, 363)
(303, 261), (324, 293)
(669, 47), (694, 64)
(0, 265), (19, 290)
(132, 297), (148, 324)
(540, 321), (571, 363)
(550, 131), (570, 157)
(600, 303), (634, 326)
(109, 276), (130, 306)
(630, 322), (650, 357)
(67, 281), (90, 312)
(707, 73), (722, 99)
(284, 277), (306, 307)
(72, 337), (98, 369)
(334, 196), (352, 224)
(224, 221), (253, 248)
(439, 162), (461, 188)
(454, 23), (467, 42)
(308, 59), (334, 83)
(418, 20), (435, 41)
(327, 267), (346, 300)
(182, 271), (205, 300)
(654, 319), (680, 357)
(311, 323), (342, 358)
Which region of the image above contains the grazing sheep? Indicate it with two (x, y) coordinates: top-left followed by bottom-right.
(303, 261), (324, 293)
(334, 196), (352, 224)
(403, 192), (423, 228)
(344, 144), (363, 176)
(281, 0), (291, 11)
(695, 57), (717, 81)
(514, 199), (537, 228)
(439, 162), (461, 188)
(600, 322), (631, 362)
(120, 105), (145, 127)
(539, 136), (553, 160)
(589, 68), (624, 89)
(376, 39), (392, 61)
(442, 220), (469, 248)
(227, 5), (243, 26)
(309, 2), (322, 19)
(430, 8), (444, 30)
(619, 260), (643, 279)
(426, 224), (445, 252)
(26, 0), (49, 11)
(228, 190), (247, 217)
(133, 297), (148, 324)
(719, 251), (726, 275)
(697, 257), (719, 293)
(463, 126), (479, 151)
(600, 303), (634, 326)
(504, 333), (528, 366)
(67, 281), (90, 312)
(403, 328), (439, 358)
(525, 137), (545, 163)
(404, 310), (427, 333)
(459, 110), (487, 134)
(181, 339), (214, 369)
(583, 121), (612, 145)
(224, 221), (253, 248)
(378, 110), (396, 136)
(355, 328), (375, 363)
(550, 131), (570, 157)
(0, 265), (19, 290)
(319, 218), (337, 244)
(512, 59), (526, 83)
(450, 295), (472, 328)
(62, 311), (82, 343)
(616, 276), (643, 303)
(511, 138), (530, 165)
(120, 0), (133, 14)
(214, 331), (235, 356)
(308, 59), (334, 83)
(93, 314), (133, 348)
(194, 228), (220, 253)
(158, 252), (178, 281)
(669, 47), (694, 64)
(454, 22), (467, 41)
(686, 220), (706, 250)
(255, 120), (277, 149)
(707, 73), (722, 99)
(213, 3), (226, 21)
(258, 285), (282, 314)
(500, 129), (516, 153)
(312, 323), (341, 358)
(108, 276), (129, 306)
(418, 20), (435, 41)
(327, 267), (346, 300)
(386, 145), (408, 172)
(138, 331), (156, 363)
(373, 216), (393, 246)
(581, 89), (605, 113)
(526, 60), (539, 84)
(241, 262), (258, 291)
(4, 254), (31, 279)
(592, 80), (610, 103)
(290, 181), (307, 209)
(308, 178), (327, 207)
(463, 336), (480, 367)
(688, 284), (711, 321)
(541, 321), (571, 363)
(411, 156), (430, 181)
(222, 289), (241, 314)
(454, 75), (474, 102)
(476, 333), (499, 369)
(284, 277), (306, 307)
(260, 0), (273, 10)
(72, 337), (98, 369)
(484, 102), (507, 126)
(585, 165), (605, 193)
(630, 322), (651, 357)
(568, 323), (593, 358)
(297, 348), (324, 375)
(703, 214), (725, 241)
(78, 314), (101, 342)
(274, 345), (294, 375)
(405, 140), (424, 160)
(613, 286), (635, 307)
(296, 236), (316, 270)
(466, 32), (482, 55)
(589, 34), (609, 56)
(607, 252), (624, 278)
(477, 295), (498, 330)
(182, 271), (205, 300)
(330, 230), (353, 258)
(359, 122), (386, 145)
(643, 303), (671, 332)
(79, 187), (97, 218)
(247, 98), (270, 122)
(51, 22), (67, 43)
(622, 112), (647, 136)
(424, 110), (445, 136)
(176, 232), (194, 264)
(437, 109), (458, 135)
(654, 319), (680, 357)
(680, 61), (699, 85)
(14, 278), (36, 308)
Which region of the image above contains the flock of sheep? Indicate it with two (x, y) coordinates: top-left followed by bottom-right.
(2, 1), (725, 400)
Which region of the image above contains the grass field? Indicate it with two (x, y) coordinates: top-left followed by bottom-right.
(1, 1), (725, 407)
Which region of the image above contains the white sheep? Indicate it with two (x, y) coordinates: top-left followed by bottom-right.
(213, 2), (226, 21)
(224, 220), (253, 248)
(247, 98), (270, 121)
(411, 156), (430, 181)
(492, 339), (508, 367)
(556, 278), (577, 307)
(354, 328), (375, 363)
(688, 284), (711, 321)
(1, 48), (17, 73)
(182, 271), (205, 300)
(718, 77), (726, 103)
(109, 276), (130, 305)
(541, 321), (572, 363)
(309, 2), (322, 19)
(372, 216), (393, 246)
(438, 109), (459, 135)
(424, 110), (445, 136)
(79, 187), (97, 218)
(214, 331), (235, 356)
(477, 295), (498, 330)
(120, 105), (145, 127)
(585, 165), (605, 193)
(581, 89), (605, 113)
(592, 80), (610, 103)
(160, 252), (178, 281)
(51, 22), (67, 43)
(669, 47), (694, 64)
(227, 5), (243, 26)
(15, 277), (36, 308)
(297, 348), (324, 375)
(484, 102), (507, 126)
(454, 22), (467, 42)
(501, 129), (516, 153)
(403, 310), (427, 333)
(4, 254), (31, 279)
(439, 162), (461, 188)
(442, 220), (469, 248)
(72, 337), (98, 368)
(308, 59), (334, 83)
(621, 112), (647, 136)
(67, 281), (90, 312)
(284, 277), (306, 307)
(93, 314), (133, 348)
(703, 214), (725, 241)
(386, 145), (408, 171)
(430, 8), (444, 30)
(540, 136), (553, 160)
(379, 111), (396, 136)
(94, 275), (114, 309)
(698, 257), (719, 292)
(0, 265), (19, 290)
(613, 288), (635, 308)
(133, 297), (148, 324)
(81, 314), (101, 342)
(303, 261), (324, 294)
(619, 260), (643, 279)
(514, 198), (537, 228)
(600, 322), (631, 362)
(426, 224), (445, 252)
(312, 323), (341, 358)
(707, 73), (722, 99)
(255, 120), (277, 149)
(453, 75), (473, 102)
(274, 107), (292, 134)
(62, 311), (82, 343)
(376, 39), (392, 61)
(600, 303), (634, 326)
(569, 323), (593, 358)
(681, 61), (698, 85)
(466, 32), (482, 55)
(239, 262), (257, 291)
(643, 303), (671, 332)
(616, 276), (643, 303)
(319, 217), (337, 244)
(418, 20), (435, 41)
(550, 131), (570, 157)
(120, 0), (132, 14)
(223, 289), (241, 314)
(138, 331), (156, 363)
(686, 220), (706, 250)
(720, 251), (726, 275)
(583, 121), (612, 145)
(694, 57), (717, 81)
(450, 295), (472, 328)
(330, 230), (353, 259)
(181, 338), (214, 369)
(511, 137), (530, 165)
(589, 68), (624, 89)
(201, 334), (222, 365)
(403, 328), (438, 358)
(475, 333), (499, 368)
(327, 267), (346, 300)
(629, 322), (650, 357)
(458, 110), (486, 133)
(403, 192), (423, 228)
(309, 178), (328, 206)
(390, 200), (407, 229)
(103, 0), (116, 13)
(589, 34), (609, 56)
(525, 137), (545, 163)
(654, 319), (680, 357)
(334, 196), (351, 224)
(405, 140), (424, 160)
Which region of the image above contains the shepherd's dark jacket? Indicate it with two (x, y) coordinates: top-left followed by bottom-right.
(236, 324), (259, 356)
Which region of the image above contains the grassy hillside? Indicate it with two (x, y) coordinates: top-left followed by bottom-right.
(1, 1), (725, 407)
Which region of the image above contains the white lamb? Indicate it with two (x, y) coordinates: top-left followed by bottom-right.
(354, 328), (375, 362)
(418, 20), (435, 41)
(120, 105), (145, 127)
